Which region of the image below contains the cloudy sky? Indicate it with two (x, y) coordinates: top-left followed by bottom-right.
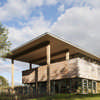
(0, 0), (100, 85)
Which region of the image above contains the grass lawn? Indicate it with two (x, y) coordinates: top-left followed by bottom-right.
(28, 94), (100, 100)
(1, 94), (100, 100)
(0, 96), (15, 100)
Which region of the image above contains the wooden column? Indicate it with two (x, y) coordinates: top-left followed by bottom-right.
(54, 80), (55, 94)
(70, 79), (72, 93)
(65, 50), (69, 61)
(87, 80), (88, 94)
(59, 81), (61, 93)
(46, 44), (51, 95)
(11, 59), (14, 92)
(29, 63), (32, 70)
(96, 82), (97, 94)
(35, 68), (38, 96)
(82, 79), (84, 94)
(92, 80), (93, 94)
(65, 50), (69, 92)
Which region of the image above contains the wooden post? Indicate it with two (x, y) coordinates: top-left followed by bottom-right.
(46, 44), (51, 95)
(82, 79), (84, 94)
(87, 80), (88, 94)
(92, 80), (93, 94)
(70, 79), (72, 93)
(46, 44), (50, 65)
(35, 68), (38, 96)
(59, 81), (61, 93)
(11, 59), (14, 93)
(54, 80), (55, 94)
(65, 50), (69, 93)
(65, 50), (69, 61)
(96, 82), (97, 94)
(30, 63), (32, 70)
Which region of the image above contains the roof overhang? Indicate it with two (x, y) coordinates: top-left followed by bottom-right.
(6, 33), (100, 65)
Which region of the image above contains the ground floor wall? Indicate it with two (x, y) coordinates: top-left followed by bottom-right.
(27, 78), (78, 96)
(24, 78), (99, 96)
(97, 81), (100, 93)
(77, 78), (97, 94)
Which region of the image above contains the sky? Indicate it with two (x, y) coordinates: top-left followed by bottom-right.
(0, 0), (100, 86)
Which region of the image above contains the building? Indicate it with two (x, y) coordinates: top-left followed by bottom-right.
(6, 33), (100, 95)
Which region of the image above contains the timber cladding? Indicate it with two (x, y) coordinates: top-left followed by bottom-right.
(22, 69), (35, 83)
(78, 58), (100, 81)
(22, 59), (78, 84)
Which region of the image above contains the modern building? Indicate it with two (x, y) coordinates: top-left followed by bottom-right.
(6, 33), (100, 95)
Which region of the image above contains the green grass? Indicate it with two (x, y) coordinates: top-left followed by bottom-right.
(28, 94), (100, 100)
(1, 94), (100, 100)
(0, 94), (31, 100)
(0, 96), (15, 100)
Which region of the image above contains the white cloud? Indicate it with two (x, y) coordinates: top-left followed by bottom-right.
(58, 4), (65, 13)
(0, 0), (58, 21)
(8, 15), (51, 49)
(45, 0), (57, 5)
(0, 0), (29, 21)
(84, 0), (100, 8)
(0, 0), (100, 21)
(0, 59), (26, 73)
(51, 7), (100, 56)
(62, 0), (100, 9)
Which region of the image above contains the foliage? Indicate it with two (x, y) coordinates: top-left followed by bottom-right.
(0, 22), (11, 57)
(0, 76), (9, 87)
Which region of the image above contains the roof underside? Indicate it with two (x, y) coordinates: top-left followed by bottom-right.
(6, 33), (100, 65)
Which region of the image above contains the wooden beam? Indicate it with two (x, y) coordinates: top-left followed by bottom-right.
(30, 49), (68, 63)
(11, 59), (14, 92)
(12, 41), (49, 59)
(46, 44), (50, 95)
(39, 57), (65, 65)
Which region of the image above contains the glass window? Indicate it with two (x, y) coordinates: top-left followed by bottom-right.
(88, 80), (92, 89)
(93, 81), (96, 93)
(93, 81), (96, 90)
(84, 79), (88, 93)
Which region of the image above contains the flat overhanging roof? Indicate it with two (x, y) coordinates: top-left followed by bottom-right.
(6, 33), (100, 65)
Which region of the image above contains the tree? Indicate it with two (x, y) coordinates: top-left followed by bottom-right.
(0, 76), (9, 87)
(0, 22), (11, 57)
